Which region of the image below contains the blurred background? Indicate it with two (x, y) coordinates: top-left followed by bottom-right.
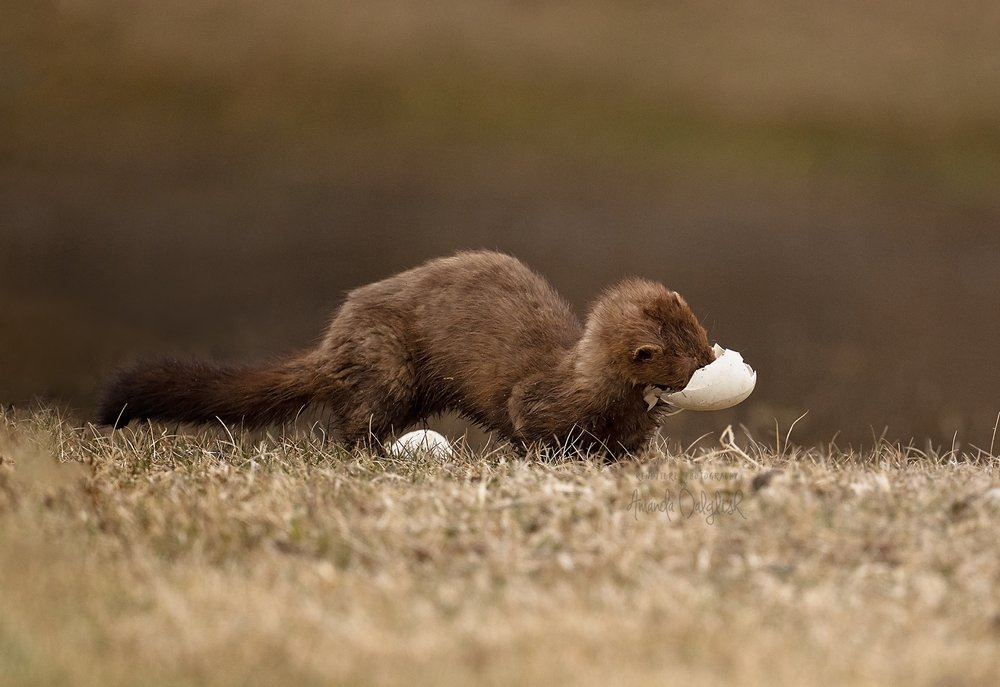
(2, 0), (998, 448)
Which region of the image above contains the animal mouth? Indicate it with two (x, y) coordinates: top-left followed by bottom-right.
(642, 384), (680, 412)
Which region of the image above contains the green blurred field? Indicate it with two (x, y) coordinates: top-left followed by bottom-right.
(2, 1), (1000, 445)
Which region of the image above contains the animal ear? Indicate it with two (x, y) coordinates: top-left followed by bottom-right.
(632, 344), (662, 362)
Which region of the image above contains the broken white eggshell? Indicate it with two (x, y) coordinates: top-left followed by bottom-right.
(652, 344), (757, 412)
(388, 429), (454, 458)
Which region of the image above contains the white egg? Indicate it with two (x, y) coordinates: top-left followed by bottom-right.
(387, 429), (454, 458)
(660, 344), (757, 411)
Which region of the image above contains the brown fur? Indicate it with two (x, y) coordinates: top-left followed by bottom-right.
(99, 251), (715, 457)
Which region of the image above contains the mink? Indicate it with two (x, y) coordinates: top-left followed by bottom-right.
(99, 250), (716, 457)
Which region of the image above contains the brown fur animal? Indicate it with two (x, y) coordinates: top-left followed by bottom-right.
(99, 251), (715, 457)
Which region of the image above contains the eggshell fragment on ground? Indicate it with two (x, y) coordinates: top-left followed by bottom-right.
(662, 344), (757, 411)
(388, 429), (454, 458)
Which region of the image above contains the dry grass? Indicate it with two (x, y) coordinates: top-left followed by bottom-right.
(2, 408), (999, 686)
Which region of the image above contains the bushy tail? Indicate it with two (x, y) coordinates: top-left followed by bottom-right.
(97, 357), (319, 428)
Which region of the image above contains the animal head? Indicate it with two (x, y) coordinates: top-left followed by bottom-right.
(581, 278), (715, 391)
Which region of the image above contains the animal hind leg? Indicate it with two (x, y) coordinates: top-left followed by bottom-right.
(338, 390), (417, 448)
(324, 326), (419, 448)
